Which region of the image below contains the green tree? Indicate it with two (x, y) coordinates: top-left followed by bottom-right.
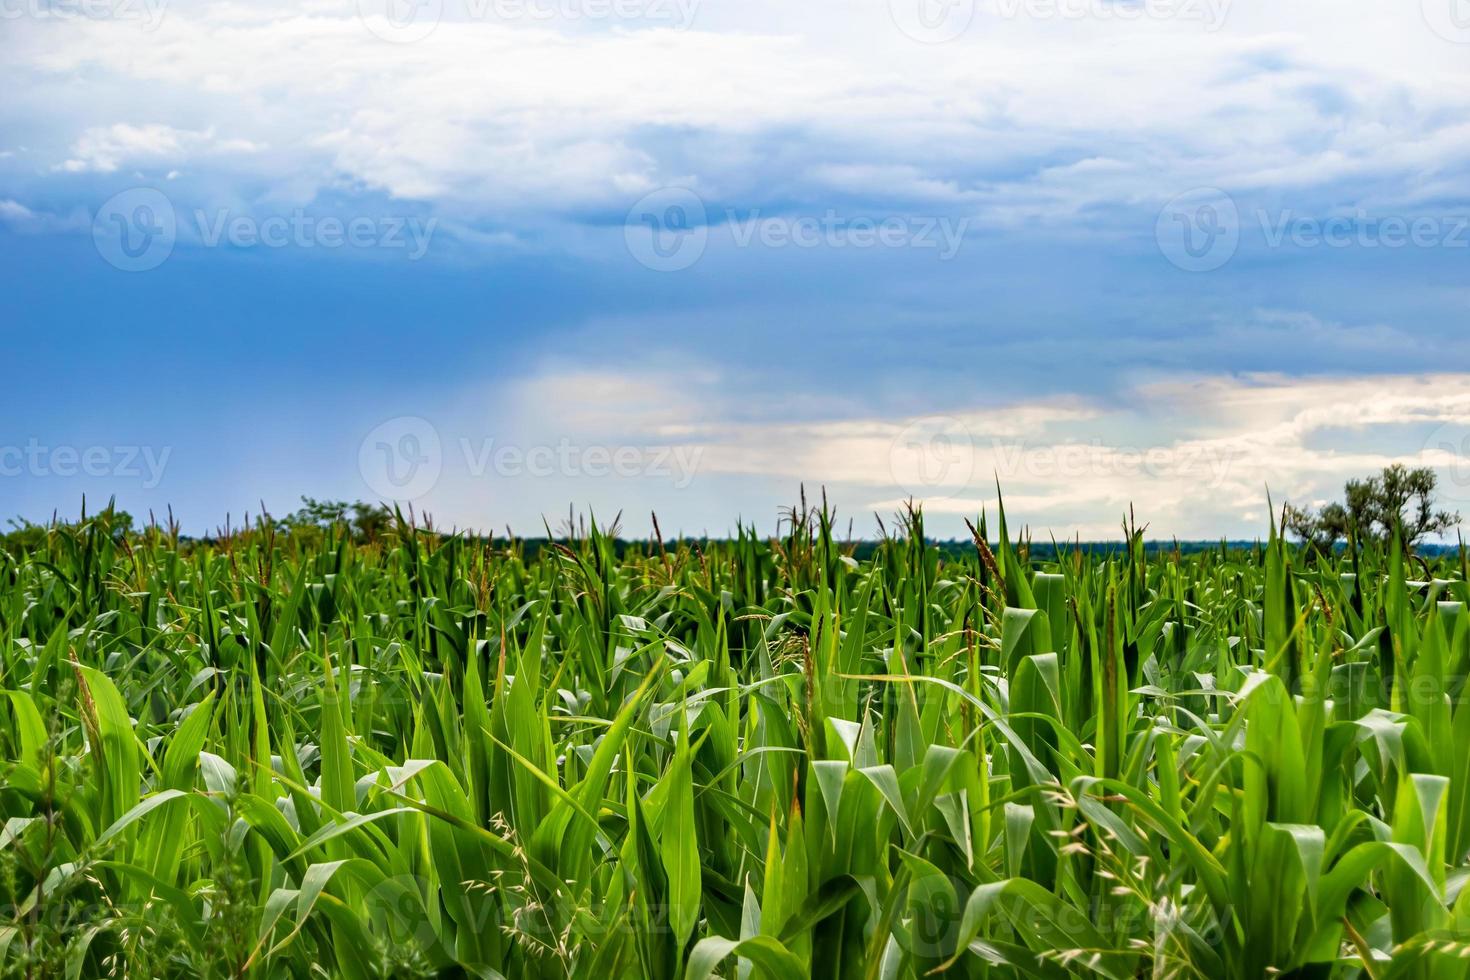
(1286, 463), (1460, 553)
(280, 496), (395, 544)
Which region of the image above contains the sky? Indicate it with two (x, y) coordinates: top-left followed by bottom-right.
(2, 0), (1470, 540)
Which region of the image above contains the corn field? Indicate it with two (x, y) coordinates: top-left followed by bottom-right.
(4, 501), (1470, 979)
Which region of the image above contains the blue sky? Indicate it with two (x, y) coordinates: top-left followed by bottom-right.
(3, 0), (1470, 539)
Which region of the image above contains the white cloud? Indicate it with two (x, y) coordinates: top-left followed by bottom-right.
(7, 1), (1469, 541)
(54, 123), (262, 174)
(0, 198), (88, 232)
(0, 199), (36, 222)
(420, 364), (1470, 539)
(4, 0), (1468, 225)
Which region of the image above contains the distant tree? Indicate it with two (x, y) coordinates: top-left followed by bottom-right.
(350, 501), (394, 543)
(1, 505), (135, 553)
(1284, 501), (1351, 555)
(1286, 464), (1460, 553)
(280, 497), (394, 544)
(1, 518), (50, 553)
(283, 497), (351, 529)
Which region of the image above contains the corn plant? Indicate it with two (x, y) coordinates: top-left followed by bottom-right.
(2, 500), (1470, 978)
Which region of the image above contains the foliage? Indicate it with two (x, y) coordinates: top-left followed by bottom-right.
(1287, 464), (1461, 553)
(2, 503), (134, 554)
(278, 497), (395, 545)
(3, 497), (1470, 978)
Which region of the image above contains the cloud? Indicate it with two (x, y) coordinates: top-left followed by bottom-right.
(0, 198), (88, 233)
(0, 199), (35, 222)
(6, 0), (1470, 540)
(4, 0), (1468, 228)
(53, 123), (262, 174)
(422, 363), (1470, 539)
